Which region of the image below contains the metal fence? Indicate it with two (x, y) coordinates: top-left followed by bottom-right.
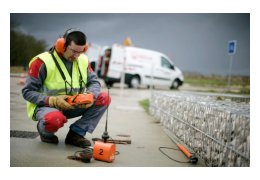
(149, 91), (250, 167)
(181, 91), (250, 104)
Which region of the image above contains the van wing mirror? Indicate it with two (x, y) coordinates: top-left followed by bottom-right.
(171, 65), (175, 70)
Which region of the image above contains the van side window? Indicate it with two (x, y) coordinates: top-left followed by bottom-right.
(161, 57), (174, 70)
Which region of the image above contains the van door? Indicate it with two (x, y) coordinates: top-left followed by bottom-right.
(153, 56), (174, 86)
(106, 44), (125, 80)
(85, 43), (102, 73)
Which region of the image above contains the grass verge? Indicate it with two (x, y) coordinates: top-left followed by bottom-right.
(139, 99), (149, 114)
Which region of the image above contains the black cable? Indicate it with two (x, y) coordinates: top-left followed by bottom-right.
(158, 147), (192, 163)
(73, 149), (92, 160)
(105, 85), (110, 132)
(108, 136), (120, 155)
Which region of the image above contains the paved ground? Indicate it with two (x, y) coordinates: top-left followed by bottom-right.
(10, 76), (212, 167)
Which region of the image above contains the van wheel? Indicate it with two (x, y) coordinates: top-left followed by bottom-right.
(130, 76), (140, 89)
(170, 79), (179, 89)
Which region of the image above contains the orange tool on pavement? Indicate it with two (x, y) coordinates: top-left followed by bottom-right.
(163, 129), (198, 164)
(93, 141), (116, 162)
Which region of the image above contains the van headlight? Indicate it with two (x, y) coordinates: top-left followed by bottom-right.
(178, 73), (184, 80)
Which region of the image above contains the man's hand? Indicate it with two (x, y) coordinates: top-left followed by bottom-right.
(77, 102), (94, 109)
(77, 91), (94, 109)
(49, 95), (75, 110)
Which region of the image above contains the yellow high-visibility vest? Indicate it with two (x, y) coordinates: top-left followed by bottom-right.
(26, 50), (89, 120)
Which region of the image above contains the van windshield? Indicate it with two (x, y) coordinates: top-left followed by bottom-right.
(161, 57), (174, 70)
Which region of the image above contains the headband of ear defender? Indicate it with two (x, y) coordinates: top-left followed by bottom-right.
(55, 29), (88, 53)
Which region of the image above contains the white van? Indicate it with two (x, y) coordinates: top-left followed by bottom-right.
(85, 43), (102, 72)
(97, 44), (184, 89)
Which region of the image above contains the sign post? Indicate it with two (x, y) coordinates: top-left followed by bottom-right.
(227, 40), (236, 91)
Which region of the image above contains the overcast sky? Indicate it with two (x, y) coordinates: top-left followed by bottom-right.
(10, 13), (250, 77)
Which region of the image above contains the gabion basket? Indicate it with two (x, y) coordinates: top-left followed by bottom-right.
(149, 91), (250, 167)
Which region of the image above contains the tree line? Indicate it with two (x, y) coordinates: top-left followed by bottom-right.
(10, 20), (48, 67)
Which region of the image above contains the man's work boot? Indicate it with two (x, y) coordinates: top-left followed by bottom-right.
(65, 129), (91, 148)
(37, 122), (58, 143)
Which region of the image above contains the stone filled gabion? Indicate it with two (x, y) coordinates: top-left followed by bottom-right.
(149, 91), (250, 167)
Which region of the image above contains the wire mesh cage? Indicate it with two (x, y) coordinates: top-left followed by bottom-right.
(149, 91), (250, 167)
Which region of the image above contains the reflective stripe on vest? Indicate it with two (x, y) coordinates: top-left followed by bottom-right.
(26, 50), (89, 120)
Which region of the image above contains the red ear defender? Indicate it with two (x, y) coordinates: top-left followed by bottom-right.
(56, 40), (88, 53)
(55, 29), (88, 53)
(84, 43), (89, 53)
(55, 38), (66, 53)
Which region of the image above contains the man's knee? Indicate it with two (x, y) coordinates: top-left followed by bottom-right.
(96, 92), (111, 106)
(44, 111), (68, 132)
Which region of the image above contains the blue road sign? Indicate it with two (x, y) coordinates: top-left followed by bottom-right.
(228, 40), (236, 55)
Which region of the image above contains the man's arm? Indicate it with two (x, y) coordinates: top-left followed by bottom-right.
(86, 61), (101, 99)
(21, 59), (49, 106)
